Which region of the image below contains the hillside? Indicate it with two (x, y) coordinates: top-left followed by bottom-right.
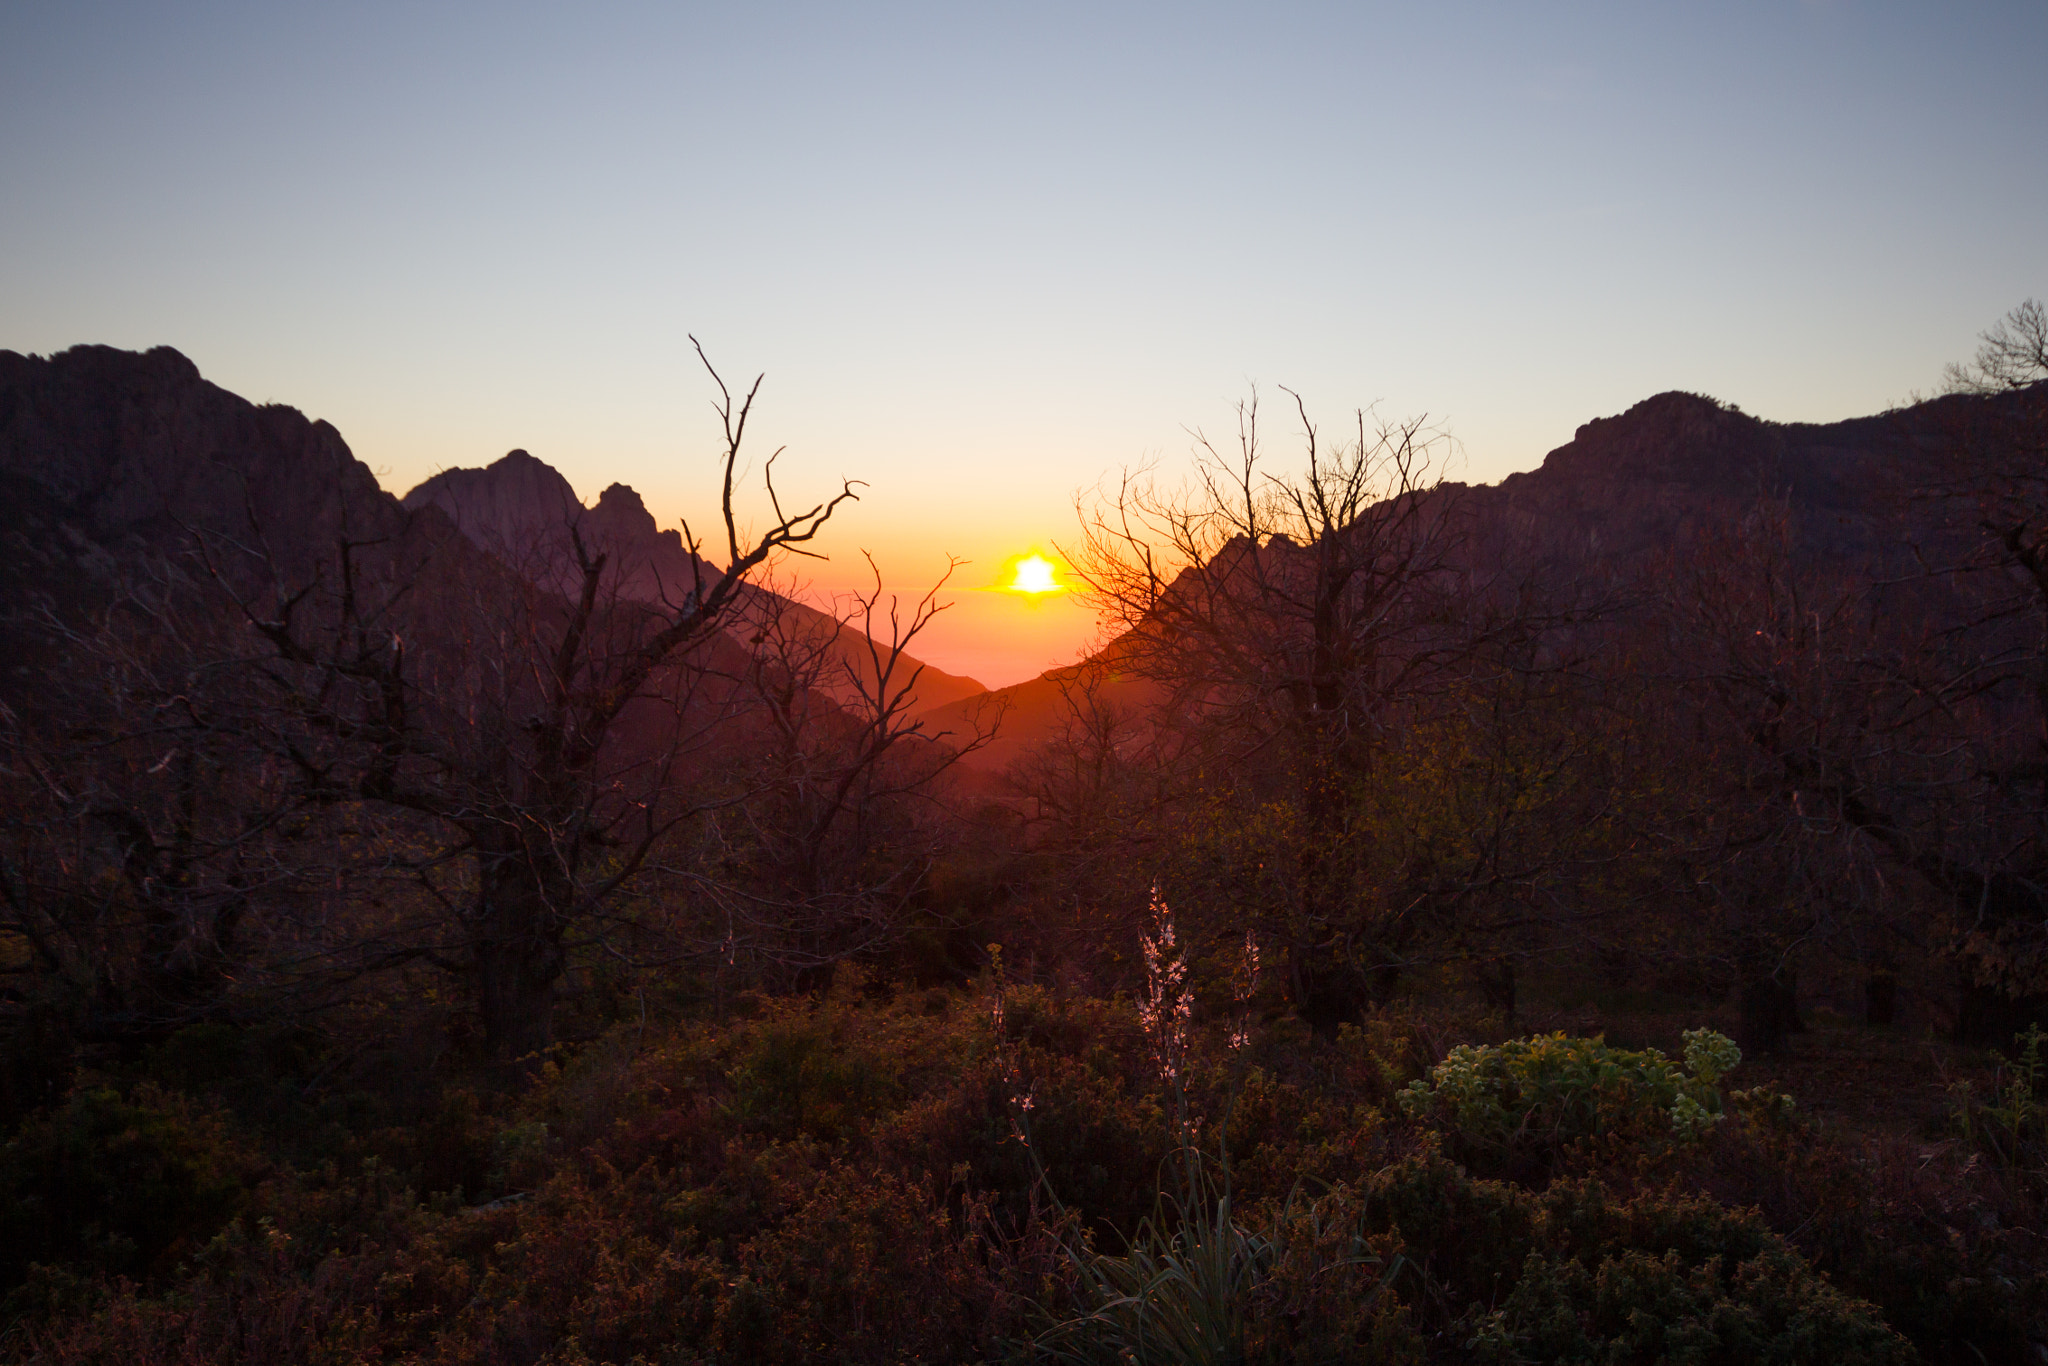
(3, 343), (2047, 1363)
(934, 387), (2007, 772)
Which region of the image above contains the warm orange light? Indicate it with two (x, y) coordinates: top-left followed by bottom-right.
(1006, 553), (1064, 595)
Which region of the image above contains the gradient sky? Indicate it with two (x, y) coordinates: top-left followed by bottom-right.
(4, 2), (2044, 687)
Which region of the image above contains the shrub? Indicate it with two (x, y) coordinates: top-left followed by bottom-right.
(720, 1162), (1009, 1364)
(730, 1010), (904, 1144)
(1363, 1156), (1912, 1365)
(1398, 1029), (1738, 1178)
(1698, 1091), (2048, 1362)
(1951, 1023), (2047, 1186)
(1471, 1243), (1913, 1365)
(0, 1084), (257, 1288)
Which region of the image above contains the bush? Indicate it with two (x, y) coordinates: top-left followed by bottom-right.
(0, 1084), (258, 1288)
(1471, 1243), (1912, 1365)
(1398, 1029), (1738, 1178)
(1951, 1023), (2047, 1187)
(1365, 1156), (1911, 1365)
(1697, 1090), (2048, 1362)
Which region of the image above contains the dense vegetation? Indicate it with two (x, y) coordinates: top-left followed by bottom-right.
(0, 956), (2042, 1361)
(2, 307), (2046, 1361)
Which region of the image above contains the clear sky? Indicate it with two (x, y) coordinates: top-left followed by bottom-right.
(4, 1), (2044, 687)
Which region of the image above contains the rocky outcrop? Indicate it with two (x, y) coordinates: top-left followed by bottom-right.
(0, 345), (403, 578)
(403, 449), (582, 557)
(404, 453), (989, 713)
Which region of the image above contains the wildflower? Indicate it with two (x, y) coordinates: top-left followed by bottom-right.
(1229, 929), (1260, 1052)
(989, 943), (1033, 1144)
(1138, 885), (1193, 1084)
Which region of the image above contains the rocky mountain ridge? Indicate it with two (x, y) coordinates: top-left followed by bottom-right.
(403, 448), (988, 714)
(921, 385), (2007, 770)
(0, 345), (986, 717)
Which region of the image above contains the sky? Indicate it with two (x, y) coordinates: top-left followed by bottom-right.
(3, 2), (2044, 688)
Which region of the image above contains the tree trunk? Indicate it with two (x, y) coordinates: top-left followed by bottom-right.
(473, 852), (567, 1064)
(1479, 959), (1517, 1023)
(1737, 961), (1802, 1056)
(1288, 940), (1372, 1038)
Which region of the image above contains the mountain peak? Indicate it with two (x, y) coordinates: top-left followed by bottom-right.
(1540, 390), (1771, 494)
(403, 449), (582, 551)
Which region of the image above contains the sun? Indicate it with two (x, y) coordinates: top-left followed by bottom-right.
(1005, 553), (1065, 595)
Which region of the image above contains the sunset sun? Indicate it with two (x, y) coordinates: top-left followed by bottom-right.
(1005, 553), (1065, 595)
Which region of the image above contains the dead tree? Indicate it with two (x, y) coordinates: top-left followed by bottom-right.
(690, 555), (995, 981)
(208, 343), (859, 1059)
(1067, 392), (1489, 1029)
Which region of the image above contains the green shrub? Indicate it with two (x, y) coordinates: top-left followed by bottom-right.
(1363, 1156), (1911, 1365)
(1950, 1023), (2047, 1185)
(1471, 1243), (1913, 1365)
(721, 1162), (1007, 1363)
(1399, 1029), (1738, 1178)
(730, 1011), (903, 1143)
(1702, 1087), (2047, 1361)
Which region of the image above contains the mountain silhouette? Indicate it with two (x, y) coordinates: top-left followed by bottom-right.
(0, 345), (986, 723)
(923, 385), (2023, 771)
(403, 449), (988, 714)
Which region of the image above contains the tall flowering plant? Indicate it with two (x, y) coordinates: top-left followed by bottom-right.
(986, 944), (1033, 1146)
(1229, 929), (1260, 1055)
(1138, 885), (1194, 1089)
(1138, 885), (1198, 1199)
(1024, 897), (1312, 1363)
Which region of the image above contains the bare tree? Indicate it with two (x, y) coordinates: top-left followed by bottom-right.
(1657, 313), (2048, 1045)
(1944, 298), (2048, 396)
(0, 557), (351, 1046)
(1066, 393), (1487, 1028)
(198, 344), (860, 1059)
(687, 556), (995, 980)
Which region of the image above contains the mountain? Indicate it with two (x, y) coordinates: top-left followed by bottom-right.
(924, 387), (2009, 771)
(1468, 390), (1919, 573)
(0, 345), (986, 726)
(0, 345), (442, 696)
(404, 449), (989, 714)
(0, 344), (406, 587)
(4, 345), (2013, 779)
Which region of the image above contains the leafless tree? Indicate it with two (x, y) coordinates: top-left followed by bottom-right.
(0, 557), (352, 1046)
(1660, 317), (2048, 1045)
(190, 343), (860, 1059)
(1944, 298), (2048, 396)
(1065, 392), (1497, 1027)
(683, 556), (996, 980)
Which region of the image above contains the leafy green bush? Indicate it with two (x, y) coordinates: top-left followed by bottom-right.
(1704, 1078), (2047, 1362)
(1471, 1243), (1912, 1365)
(0, 990), (2009, 1365)
(1398, 1029), (1738, 1177)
